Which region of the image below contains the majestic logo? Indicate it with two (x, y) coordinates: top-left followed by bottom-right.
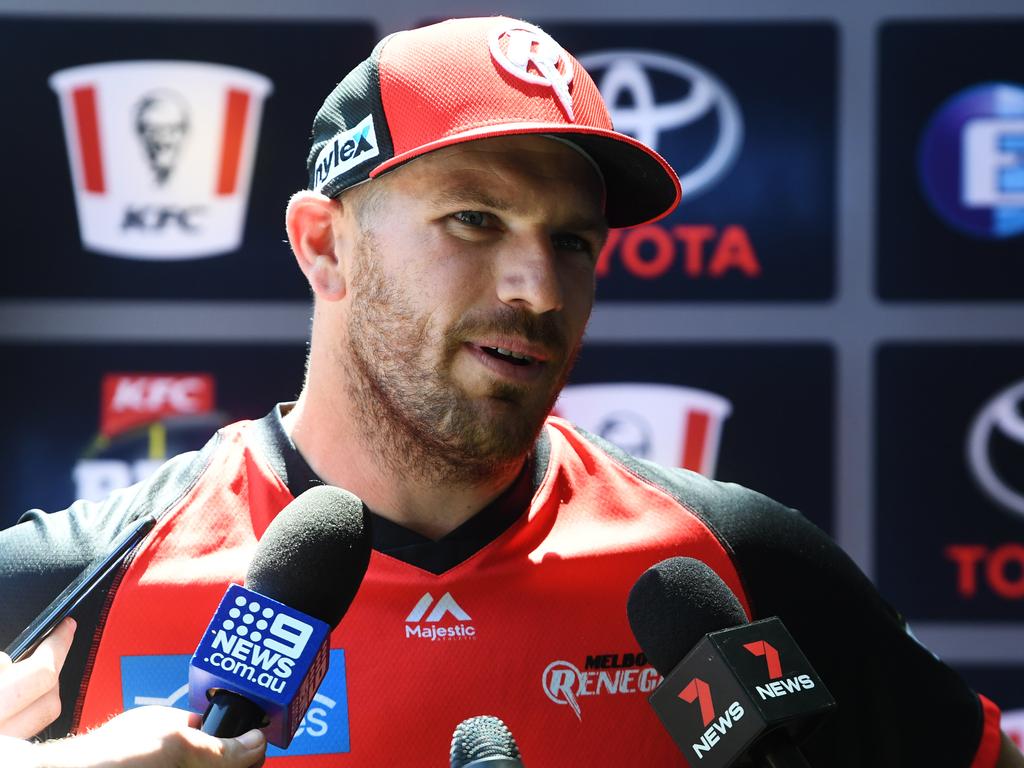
(312, 115), (380, 192)
(134, 90), (190, 185)
(542, 656), (660, 720)
(918, 82), (1024, 239)
(49, 61), (272, 260)
(967, 378), (1024, 520)
(121, 651), (352, 756)
(578, 50), (743, 200)
(553, 383), (732, 477)
(489, 20), (575, 120)
(404, 592), (476, 641)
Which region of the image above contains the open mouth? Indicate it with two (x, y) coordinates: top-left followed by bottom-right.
(480, 346), (536, 366)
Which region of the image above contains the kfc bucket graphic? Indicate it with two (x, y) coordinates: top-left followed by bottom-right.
(554, 383), (732, 476)
(49, 61), (272, 260)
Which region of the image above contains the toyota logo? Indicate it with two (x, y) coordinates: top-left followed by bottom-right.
(967, 379), (1024, 520)
(579, 50), (743, 200)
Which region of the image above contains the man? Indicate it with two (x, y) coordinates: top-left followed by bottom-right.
(0, 16), (1020, 767)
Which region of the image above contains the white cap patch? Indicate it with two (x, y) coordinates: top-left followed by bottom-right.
(312, 114), (380, 192)
(489, 20), (575, 121)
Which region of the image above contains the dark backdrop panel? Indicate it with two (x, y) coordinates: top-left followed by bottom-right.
(0, 17), (376, 300)
(877, 21), (1024, 300)
(876, 344), (1024, 621)
(537, 21), (837, 302)
(564, 343), (834, 534)
(0, 343), (307, 527)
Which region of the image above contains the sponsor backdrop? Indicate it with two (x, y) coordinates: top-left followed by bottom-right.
(0, 17), (375, 299)
(0, 0), (1022, 739)
(0, 344), (306, 515)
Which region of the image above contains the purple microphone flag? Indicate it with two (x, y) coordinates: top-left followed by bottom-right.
(189, 583), (331, 748)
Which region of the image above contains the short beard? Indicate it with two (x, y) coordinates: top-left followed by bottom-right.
(343, 232), (577, 486)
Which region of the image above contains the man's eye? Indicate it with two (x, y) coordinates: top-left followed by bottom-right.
(452, 211), (488, 227)
(552, 233), (592, 254)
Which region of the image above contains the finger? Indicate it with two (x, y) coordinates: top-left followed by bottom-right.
(0, 686), (62, 739)
(34, 617), (76, 674)
(0, 620), (74, 723)
(224, 729), (267, 768)
(0, 652), (11, 672)
(181, 726), (267, 768)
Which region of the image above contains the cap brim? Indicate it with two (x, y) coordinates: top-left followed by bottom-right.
(369, 122), (681, 229)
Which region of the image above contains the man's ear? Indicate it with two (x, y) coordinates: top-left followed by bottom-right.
(286, 190), (348, 300)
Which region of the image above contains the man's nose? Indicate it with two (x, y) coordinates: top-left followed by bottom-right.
(495, 234), (564, 315)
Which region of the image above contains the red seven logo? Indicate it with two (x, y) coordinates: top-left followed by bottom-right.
(678, 677), (715, 726)
(743, 640), (782, 679)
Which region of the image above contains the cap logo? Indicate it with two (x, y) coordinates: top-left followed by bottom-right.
(488, 20), (575, 121)
(312, 114), (380, 192)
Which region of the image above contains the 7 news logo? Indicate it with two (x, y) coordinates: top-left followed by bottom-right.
(656, 626), (832, 765)
(121, 651), (351, 756)
(679, 640), (815, 759)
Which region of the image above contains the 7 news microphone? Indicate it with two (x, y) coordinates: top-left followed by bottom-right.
(450, 715), (525, 768)
(188, 485), (372, 748)
(627, 557), (836, 768)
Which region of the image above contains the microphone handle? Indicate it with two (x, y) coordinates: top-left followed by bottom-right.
(200, 689), (266, 737)
(747, 727), (813, 768)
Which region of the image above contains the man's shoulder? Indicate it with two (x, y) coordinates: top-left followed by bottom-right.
(545, 415), (793, 525)
(0, 430), (224, 646)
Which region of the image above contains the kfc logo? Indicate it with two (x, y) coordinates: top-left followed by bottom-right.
(554, 383), (731, 477)
(49, 61), (272, 260)
(134, 90), (190, 185)
(967, 378), (1024, 520)
(73, 373), (221, 502)
(100, 373), (215, 438)
(489, 20), (575, 120)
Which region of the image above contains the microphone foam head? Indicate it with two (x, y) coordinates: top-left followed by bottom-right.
(627, 556), (748, 676)
(450, 715), (521, 767)
(245, 485), (372, 628)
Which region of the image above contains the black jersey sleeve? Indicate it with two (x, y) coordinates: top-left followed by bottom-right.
(575, 426), (989, 768)
(0, 434), (220, 740)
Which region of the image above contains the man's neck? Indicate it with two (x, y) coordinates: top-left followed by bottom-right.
(281, 397), (526, 541)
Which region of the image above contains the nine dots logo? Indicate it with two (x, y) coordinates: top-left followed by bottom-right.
(221, 594), (277, 645)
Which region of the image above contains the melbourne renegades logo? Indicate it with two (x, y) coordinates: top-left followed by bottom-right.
(488, 20), (575, 120)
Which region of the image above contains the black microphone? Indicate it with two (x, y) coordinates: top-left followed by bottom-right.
(189, 485), (372, 748)
(450, 715), (525, 768)
(627, 557), (835, 768)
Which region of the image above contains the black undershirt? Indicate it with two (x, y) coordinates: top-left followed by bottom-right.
(253, 405), (543, 575)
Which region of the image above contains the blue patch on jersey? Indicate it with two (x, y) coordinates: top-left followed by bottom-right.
(120, 649), (350, 756)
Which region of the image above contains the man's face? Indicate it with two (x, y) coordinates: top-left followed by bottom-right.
(340, 135), (606, 482)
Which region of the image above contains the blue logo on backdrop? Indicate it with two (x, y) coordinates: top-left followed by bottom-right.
(918, 82), (1024, 239)
(120, 649), (351, 756)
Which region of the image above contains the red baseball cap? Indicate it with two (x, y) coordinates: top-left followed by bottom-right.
(306, 16), (681, 228)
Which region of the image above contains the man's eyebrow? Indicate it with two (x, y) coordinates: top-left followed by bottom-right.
(433, 183), (522, 215)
